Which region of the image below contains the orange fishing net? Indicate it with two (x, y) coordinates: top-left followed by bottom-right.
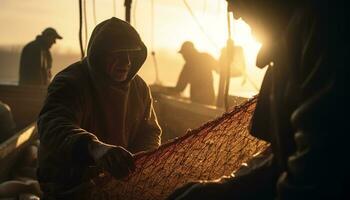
(87, 97), (269, 199)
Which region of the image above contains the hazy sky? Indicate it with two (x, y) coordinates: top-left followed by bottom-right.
(0, 0), (257, 54)
(0, 0), (267, 97)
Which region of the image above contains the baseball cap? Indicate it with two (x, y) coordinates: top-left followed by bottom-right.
(42, 27), (63, 39)
(178, 41), (195, 54)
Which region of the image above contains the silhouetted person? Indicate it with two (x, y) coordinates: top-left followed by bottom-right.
(217, 39), (246, 107)
(37, 17), (161, 198)
(0, 101), (16, 143)
(165, 41), (218, 105)
(218, 40), (246, 77)
(19, 27), (62, 85)
(167, 0), (346, 199)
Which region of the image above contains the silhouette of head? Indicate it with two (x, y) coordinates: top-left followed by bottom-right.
(178, 41), (197, 60)
(41, 27), (62, 49)
(87, 17), (147, 85)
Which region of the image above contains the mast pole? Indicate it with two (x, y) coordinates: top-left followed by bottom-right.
(125, 0), (132, 23)
(224, 5), (234, 111)
(78, 0), (84, 59)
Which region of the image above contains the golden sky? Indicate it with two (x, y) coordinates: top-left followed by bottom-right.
(0, 0), (267, 97)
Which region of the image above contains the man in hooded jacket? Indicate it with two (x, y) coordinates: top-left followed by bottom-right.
(167, 0), (347, 199)
(37, 17), (162, 198)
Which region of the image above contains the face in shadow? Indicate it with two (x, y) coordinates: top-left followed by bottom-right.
(101, 51), (131, 82)
(44, 35), (57, 49)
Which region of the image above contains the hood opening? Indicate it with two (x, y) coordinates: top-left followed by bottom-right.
(86, 17), (147, 87)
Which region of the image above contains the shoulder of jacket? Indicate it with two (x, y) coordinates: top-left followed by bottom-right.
(130, 75), (151, 98)
(200, 52), (216, 61)
(23, 40), (40, 51)
(200, 52), (211, 57)
(132, 75), (148, 88)
(51, 61), (88, 87)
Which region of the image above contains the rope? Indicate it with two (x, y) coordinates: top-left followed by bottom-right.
(113, 0), (116, 17)
(224, 10), (233, 111)
(132, 0), (137, 27)
(182, 0), (219, 51)
(151, 0), (160, 84)
(151, 0), (155, 51)
(78, 0), (84, 59)
(92, 0), (97, 26)
(83, 0), (88, 53)
(124, 0), (132, 23)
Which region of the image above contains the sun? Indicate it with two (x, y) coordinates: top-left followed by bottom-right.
(231, 18), (262, 71)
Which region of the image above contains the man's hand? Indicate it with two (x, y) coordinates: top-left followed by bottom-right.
(88, 140), (136, 179)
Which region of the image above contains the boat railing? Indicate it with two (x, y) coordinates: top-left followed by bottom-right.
(0, 123), (37, 182)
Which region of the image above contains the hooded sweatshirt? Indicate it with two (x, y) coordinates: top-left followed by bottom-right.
(37, 17), (161, 193)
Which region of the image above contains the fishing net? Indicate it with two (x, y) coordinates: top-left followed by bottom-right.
(86, 97), (269, 199)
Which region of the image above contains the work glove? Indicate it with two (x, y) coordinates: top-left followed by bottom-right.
(88, 139), (136, 179)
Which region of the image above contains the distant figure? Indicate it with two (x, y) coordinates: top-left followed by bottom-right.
(217, 40), (246, 107)
(166, 41), (219, 105)
(37, 17), (161, 198)
(219, 40), (246, 77)
(0, 101), (16, 143)
(19, 27), (62, 85)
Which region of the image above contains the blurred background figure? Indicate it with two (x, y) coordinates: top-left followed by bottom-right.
(19, 27), (62, 86)
(217, 39), (246, 107)
(157, 41), (219, 106)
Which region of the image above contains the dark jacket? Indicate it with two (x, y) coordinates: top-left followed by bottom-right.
(175, 52), (217, 105)
(250, 1), (347, 199)
(19, 36), (52, 85)
(37, 17), (161, 193)
(183, 1), (347, 199)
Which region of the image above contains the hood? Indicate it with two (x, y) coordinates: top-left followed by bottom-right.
(86, 17), (147, 86)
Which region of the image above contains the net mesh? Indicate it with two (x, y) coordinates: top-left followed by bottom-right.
(86, 97), (269, 199)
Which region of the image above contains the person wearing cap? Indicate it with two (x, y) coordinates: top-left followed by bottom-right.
(161, 41), (218, 105)
(19, 27), (62, 85)
(37, 17), (161, 198)
(167, 0), (346, 199)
